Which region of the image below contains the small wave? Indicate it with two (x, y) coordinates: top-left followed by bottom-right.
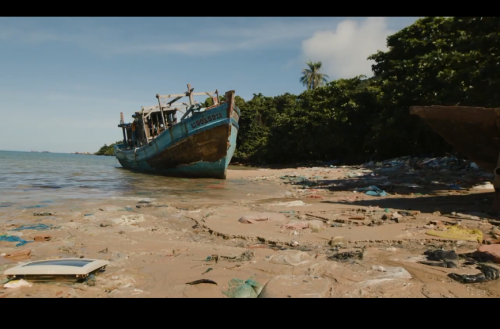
(32, 184), (63, 189)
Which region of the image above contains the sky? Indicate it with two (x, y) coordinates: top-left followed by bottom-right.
(0, 17), (421, 153)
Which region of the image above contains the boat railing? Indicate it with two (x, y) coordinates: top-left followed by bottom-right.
(118, 84), (222, 150)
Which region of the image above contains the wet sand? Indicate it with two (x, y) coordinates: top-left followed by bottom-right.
(1, 163), (500, 298)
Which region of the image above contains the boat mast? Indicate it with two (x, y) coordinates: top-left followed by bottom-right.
(156, 94), (166, 129)
(120, 112), (127, 145)
(187, 83), (194, 106)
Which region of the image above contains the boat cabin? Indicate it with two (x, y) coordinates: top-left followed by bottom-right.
(118, 84), (222, 149)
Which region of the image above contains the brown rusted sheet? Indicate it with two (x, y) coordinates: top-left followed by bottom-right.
(146, 124), (229, 170)
(410, 106), (500, 172)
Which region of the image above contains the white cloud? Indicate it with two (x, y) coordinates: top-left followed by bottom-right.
(301, 17), (394, 79)
(0, 18), (344, 57)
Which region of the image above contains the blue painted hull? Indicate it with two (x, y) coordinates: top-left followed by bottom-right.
(114, 96), (240, 179)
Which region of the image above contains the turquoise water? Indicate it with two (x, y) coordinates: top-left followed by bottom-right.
(0, 151), (261, 205)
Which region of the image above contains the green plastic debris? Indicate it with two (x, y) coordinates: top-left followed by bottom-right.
(385, 208), (390, 213)
(223, 278), (264, 298)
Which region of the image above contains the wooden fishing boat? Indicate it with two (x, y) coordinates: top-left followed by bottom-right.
(410, 106), (500, 173)
(410, 105), (500, 209)
(114, 84), (240, 179)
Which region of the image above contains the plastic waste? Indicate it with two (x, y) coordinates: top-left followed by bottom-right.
(4, 279), (32, 289)
(355, 185), (382, 192)
(0, 234), (34, 247)
(11, 224), (53, 231)
(448, 184), (463, 190)
(223, 278), (264, 298)
(366, 190), (387, 197)
(18, 205), (47, 209)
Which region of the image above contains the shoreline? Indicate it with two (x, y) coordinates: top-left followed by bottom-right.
(1, 162), (499, 298)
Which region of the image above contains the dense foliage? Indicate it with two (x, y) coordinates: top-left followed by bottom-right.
(231, 17), (500, 164)
(95, 141), (121, 156)
(100, 17), (500, 165)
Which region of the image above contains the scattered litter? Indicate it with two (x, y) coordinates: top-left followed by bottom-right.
(371, 265), (387, 272)
(266, 250), (312, 267)
(448, 184), (463, 190)
(11, 224), (53, 231)
(426, 225), (483, 242)
(202, 268), (213, 275)
(0, 234), (33, 247)
(258, 275), (331, 298)
(223, 278), (264, 298)
(355, 186), (382, 192)
(4, 258), (110, 284)
(238, 213), (287, 224)
(186, 279), (218, 286)
(99, 206), (122, 211)
(308, 220), (325, 233)
(220, 251), (254, 262)
(449, 264), (499, 284)
(4, 279), (32, 289)
(33, 212), (53, 216)
(366, 190), (388, 197)
(418, 249), (459, 268)
(357, 267), (412, 287)
(283, 221), (309, 230)
(270, 200), (309, 207)
(307, 195), (323, 199)
(84, 213), (94, 217)
(33, 235), (52, 242)
(112, 214), (145, 226)
(3, 249), (32, 261)
(328, 250), (363, 262)
(472, 182), (494, 190)
(470, 162), (479, 169)
(19, 205), (47, 209)
(206, 254), (219, 264)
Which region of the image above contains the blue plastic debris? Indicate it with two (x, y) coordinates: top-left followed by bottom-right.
(366, 190), (388, 197)
(356, 185), (382, 192)
(448, 184), (463, 190)
(19, 205), (48, 209)
(10, 224), (53, 231)
(84, 213), (95, 217)
(222, 278), (264, 298)
(0, 234), (34, 247)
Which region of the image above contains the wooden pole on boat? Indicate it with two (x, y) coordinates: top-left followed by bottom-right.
(156, 94), (166, 129)
(141, 108), (148, 144)
(187, 83), (194, 106)
(215, 89), (220, 105)
(120, 112), (127, 145)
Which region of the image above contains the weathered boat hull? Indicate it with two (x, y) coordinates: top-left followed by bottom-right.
(410, 106), (500, 173)
(114, 91), (240, 179)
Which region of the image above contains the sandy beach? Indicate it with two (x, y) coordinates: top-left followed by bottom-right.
(1, 159), (500, 298)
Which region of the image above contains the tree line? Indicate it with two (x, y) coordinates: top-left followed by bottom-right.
(98, 17), (499, 165)
(225, 17), (500, 165)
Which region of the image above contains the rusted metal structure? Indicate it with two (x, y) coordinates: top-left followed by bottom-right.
(114, 84), (240, 179)
(410, 105), (500, 209)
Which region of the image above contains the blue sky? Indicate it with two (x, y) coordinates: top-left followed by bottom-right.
(0, 17), (420, 153)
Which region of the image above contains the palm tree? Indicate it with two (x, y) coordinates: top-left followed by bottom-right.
(300, 61), (329, 90)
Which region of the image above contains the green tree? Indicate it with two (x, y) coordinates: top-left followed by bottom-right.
(366, 16), (500, 159)
(300, 61), (329, 90)
(95, 141), (122, 156)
